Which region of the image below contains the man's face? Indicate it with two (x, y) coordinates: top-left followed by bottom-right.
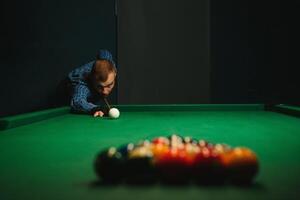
(94, 72), (116, 97)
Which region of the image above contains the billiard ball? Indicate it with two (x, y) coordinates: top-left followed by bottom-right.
(182, 143), (200, 170)
(168, 135), (186, 149)
(108, 108), (120, 119)
(168, 134), (184, 144)
(214, 143), (231, 154)
(137, 139), (151, 148)
(183, 136), (198, 145)
(193, 146), (226, 184)
(220, 147), (259, 184)
(126, 146), (156, 184)
(198, 139), (209, 148)
(155, 147), (190, 184)
(151, 143), (169, 160)
(128, 146), (153, 158)
(94, 147), (124, 183)
(152, 137), (170, 146)
(117, 143), (135, 158)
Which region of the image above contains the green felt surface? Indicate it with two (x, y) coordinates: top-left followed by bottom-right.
(1, 105), (300, 200)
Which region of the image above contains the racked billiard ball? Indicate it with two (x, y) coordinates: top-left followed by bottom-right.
(136, 139), (151, 148)
(94, 147), (125, 183)
(152, 137), (170, 146)
(192, 146), (226, 184)
(126, 146), (156, 184)
(155, 147), (190, 184)
(118, 143), (135, 158)
(151, 143), (169, 160)
(220, 147), (259, 184)
(183, 136), (198, 145)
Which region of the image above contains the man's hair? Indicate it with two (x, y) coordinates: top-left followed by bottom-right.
(91, 59), (117, 82)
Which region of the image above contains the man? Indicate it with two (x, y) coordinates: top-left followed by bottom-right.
(68, 50), (117, 117)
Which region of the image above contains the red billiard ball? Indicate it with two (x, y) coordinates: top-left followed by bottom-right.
(152, 137), (170, 146)
(155, 147), (190, 183)
(183, 143), (200, 166)
(193, 146), (227, 184)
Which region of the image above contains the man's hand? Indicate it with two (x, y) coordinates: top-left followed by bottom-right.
(93, 111), (104, 117)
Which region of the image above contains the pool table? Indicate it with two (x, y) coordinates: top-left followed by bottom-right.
(1, 104), (300, 200)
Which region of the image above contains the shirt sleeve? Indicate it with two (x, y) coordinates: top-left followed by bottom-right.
(70, 84), (100, 113)
(68, 61), (94, 86)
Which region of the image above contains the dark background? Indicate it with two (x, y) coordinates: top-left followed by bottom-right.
(211, 0), (298, 104)
(118, 0), (210, 104)
(0, 0), (117, 117)
(0, 0), (298, 117)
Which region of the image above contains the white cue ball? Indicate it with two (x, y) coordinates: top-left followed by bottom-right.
(108, 108), (120, 119)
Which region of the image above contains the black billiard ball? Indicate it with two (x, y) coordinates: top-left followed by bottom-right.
(117, 143), (135, 158)
(94, 147), (125, 183)
(125, 146), (156, 184)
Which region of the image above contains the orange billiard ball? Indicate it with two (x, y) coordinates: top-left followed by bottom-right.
(220, 147), (259, 184)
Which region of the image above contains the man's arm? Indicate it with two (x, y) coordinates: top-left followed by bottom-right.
(68, 61), (94, 85)
(71, 84), (103, 116)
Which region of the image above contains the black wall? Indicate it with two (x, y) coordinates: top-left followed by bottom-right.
(0, 0), (116, 117)
(118, 0), (298, 105)
(210, 0), (263, 103)
(210, 0), (297, 104)
(118, 0), (210, 104)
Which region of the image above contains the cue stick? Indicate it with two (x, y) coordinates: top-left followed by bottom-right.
(103, 98), (111, 110)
